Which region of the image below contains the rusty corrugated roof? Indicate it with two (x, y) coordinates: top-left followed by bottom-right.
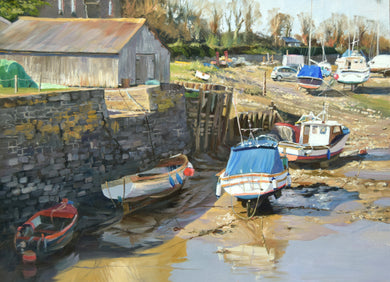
(0, 17), (146, 54)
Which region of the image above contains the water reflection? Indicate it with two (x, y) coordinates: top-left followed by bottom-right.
(55, 236), (188, 281)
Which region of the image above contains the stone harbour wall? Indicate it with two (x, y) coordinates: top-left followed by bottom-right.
(0, 86), (192, 232)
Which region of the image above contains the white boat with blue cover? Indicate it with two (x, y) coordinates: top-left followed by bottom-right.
(216, 136), (291, 216)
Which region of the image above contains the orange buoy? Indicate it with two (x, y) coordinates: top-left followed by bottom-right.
(359, 148), (368, 155)
(22, 250), (37, 263)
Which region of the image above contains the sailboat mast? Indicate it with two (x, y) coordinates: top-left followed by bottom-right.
(308, 0), (312, 65)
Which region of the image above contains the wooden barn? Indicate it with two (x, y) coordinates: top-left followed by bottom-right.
(0, 17), (170, 87)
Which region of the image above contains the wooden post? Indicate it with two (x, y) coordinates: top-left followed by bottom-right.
(14, 75), (18, 93)
(195, 89), (204, 153)
(263, 71), (267, 96)
(212, 93), (224, 151)
(203, 92), (214, 152)
(221, 88), (233, 144)
(258, 112), (263, 130)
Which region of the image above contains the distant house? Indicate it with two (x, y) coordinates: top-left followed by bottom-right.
(0, 17), (170, 87)
(39, 0), (121, 18)
(0, 17), (11, 32)
(281, 37), (302, 47)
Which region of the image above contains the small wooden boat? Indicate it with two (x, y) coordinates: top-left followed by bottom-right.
(216, 135), (291, 217)
(271, 106), (350, 167)
(14, 199), (78, 262)
(102, 154), (194, 214)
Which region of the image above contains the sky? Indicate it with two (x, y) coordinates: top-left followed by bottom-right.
(257, 0), (389, 35)
(206, 0), (390, 37)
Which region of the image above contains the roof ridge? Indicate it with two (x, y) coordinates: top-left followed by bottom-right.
(18, 16), (146, 23)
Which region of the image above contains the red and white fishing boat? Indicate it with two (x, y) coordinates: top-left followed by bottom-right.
(14, 199), (78, 262)
(270, 106), (350, 167)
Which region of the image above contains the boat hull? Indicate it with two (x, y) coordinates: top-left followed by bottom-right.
(277, 133), (349, 164)
(122, 183), (185, 214)
(297, 77), (323, 89)
(102, 154), (190, 201)
(335, 69), (370, 84)
(14, 200), (78, 259)
(217, 170), (289, 200)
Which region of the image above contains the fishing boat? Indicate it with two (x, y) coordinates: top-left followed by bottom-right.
(216, 135), (291, 217)
(334, 49), (370, 87)
(14, 199), (78, 263)
(102, 154), (194, 214)
(297, 64), (324, 89)
(271, 105), (350, 167)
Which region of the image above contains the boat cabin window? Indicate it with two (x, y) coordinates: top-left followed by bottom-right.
(333, 126), (341, 134)
(307, 124), (330, 146)
(329, 126), (342, 144)
(302, 125), (310, 144)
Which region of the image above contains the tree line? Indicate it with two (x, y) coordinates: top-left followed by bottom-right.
(1, 0), (389, 58)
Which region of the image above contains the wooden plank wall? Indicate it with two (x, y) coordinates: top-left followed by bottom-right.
(180, 82), (283, 153)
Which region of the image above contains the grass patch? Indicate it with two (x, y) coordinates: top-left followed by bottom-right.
(351, 94), (390, 117)
(185, 91), (199, 98)
(0, 87), (75, 96)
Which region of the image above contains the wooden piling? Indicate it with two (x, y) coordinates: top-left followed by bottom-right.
(195, 89), (204, 153)
(221, 88), (233, 144)
(203, 92), (213, 152)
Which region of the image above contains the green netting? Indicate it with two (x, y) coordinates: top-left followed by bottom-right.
(0, 59), (38, 88)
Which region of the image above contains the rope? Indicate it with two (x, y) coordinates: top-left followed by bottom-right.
(123, 90), (156, 161)
(229, 175), (263, 220)
(50, 201), (67, 223)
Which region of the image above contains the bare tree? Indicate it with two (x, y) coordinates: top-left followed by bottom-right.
(243, 0), (261, 44)
(230, 0), (245, 44)
(269, 9), (293, 46)
(297, 11), (315, 46)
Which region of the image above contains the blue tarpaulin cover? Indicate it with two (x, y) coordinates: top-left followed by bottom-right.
(297, 65), (323, 79)
(225, 140), (284, 176)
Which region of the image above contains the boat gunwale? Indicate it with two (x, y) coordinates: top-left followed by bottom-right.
(130, 154), (188, 182)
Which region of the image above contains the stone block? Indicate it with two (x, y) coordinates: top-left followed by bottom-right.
(6, 181), (18, 189)
(23, 164), (35, 171)
(19, 177), (28, 184)
(21, 187), (32, 194)
(11, 188), (21, 196)
(8, 158), (18, 166)
(44, 184), (53, 191)
(19, 194), (30, 201)
(39, 195), (50, 204)
(1, 175), (12, 183)
(77, 190), (87, 197)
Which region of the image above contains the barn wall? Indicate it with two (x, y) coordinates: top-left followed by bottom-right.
(0, 54), (120, 87)
(119, 26), (170, 85)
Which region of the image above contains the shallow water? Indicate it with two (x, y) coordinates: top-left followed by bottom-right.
(362, 148), (390, 161)
(344, 148), (390, 180)
(1, 158), (389, 281)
